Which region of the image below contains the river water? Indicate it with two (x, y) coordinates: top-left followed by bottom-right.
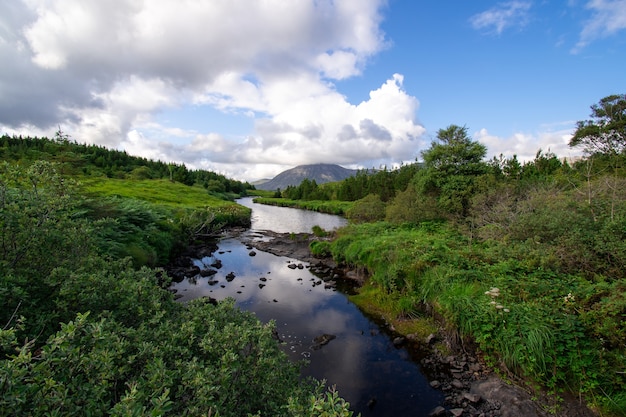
(170, 197), (443, 416)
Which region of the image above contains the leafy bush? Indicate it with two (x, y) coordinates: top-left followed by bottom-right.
(0, 159), (354, 416)
(345, 194), (386, 223)
(0, 299), (351, 417)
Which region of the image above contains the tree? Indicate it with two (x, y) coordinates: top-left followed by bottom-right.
(422, 125), (487, 176)
(418, 125), (488, 217)
(570, 94), (626, 156)
(570, 95), (626, 221)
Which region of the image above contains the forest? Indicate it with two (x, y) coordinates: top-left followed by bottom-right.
(274, 95), (626, 416)
(0, 133), (353, 416)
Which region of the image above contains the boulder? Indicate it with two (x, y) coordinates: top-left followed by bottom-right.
(471, 376), (548, 417)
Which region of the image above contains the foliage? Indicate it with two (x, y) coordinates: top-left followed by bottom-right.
(0, 134), (254, 193)
(0, 299), (348, 417)
(328, 221), (626, 413)
(417, 125), (489, 217)
(320, 107), (626, 413)
(569, 94), (626, 156)
(0, 155), (353, 416)
(282, 178), (331, 201)
(311, 225), (329, 237)
(335, 163), (421, 202)
(310, 240), (332, 257)
(345, 194), (386, 223)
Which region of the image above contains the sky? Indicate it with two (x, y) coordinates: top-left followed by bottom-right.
(1, 0), (625, 182)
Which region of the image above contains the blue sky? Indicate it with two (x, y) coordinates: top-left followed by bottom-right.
(1, 0), (625, 181)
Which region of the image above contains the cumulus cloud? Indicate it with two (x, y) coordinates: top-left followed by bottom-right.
(1, 0), (427, 180)
(573, 0), (626, 52)
(474, 125), (580, 163)
(469, 1), (532, 34)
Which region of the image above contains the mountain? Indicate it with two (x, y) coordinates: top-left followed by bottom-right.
(255, 164), (358, 191)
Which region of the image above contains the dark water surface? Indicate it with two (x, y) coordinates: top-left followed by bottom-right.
(170, 198), (443, 416)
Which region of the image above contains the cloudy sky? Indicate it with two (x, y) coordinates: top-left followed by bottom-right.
(1, 1), (625, 181)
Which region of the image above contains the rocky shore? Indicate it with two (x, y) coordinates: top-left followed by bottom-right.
(168, 229), (598, 417)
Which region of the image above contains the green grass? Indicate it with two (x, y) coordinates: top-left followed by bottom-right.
(81, 177), (251, 225)
(82, 178), (229, 208)
(328, 221), (626, 415)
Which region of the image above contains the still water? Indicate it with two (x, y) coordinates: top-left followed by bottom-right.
(237, 196), (348, 233)
(170, 198), (443, 416)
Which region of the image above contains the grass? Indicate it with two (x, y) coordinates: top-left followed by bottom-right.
(81, 178), (231, 208)
(327, 220), (626, 415)
(349, 282), (439, 341)
(80, 177), (251, 225)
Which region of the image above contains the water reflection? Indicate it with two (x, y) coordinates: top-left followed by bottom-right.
(171, 237), (443, 416)
(237, 197), (348, 233)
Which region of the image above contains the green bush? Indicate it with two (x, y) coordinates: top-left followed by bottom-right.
(345, 194), (386, 223)
(0, 299), (352, 417)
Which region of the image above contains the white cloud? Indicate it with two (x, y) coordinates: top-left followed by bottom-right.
(474, 125), (581, 163)
(3, 0), (422, 181)
(114, 73), (424, 181)
(573, 0), (626, 52)
(469, 1), (532, 34)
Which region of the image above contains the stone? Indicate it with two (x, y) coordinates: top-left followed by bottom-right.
(451, 379), (464, 389)
(450, 408), (464, 416)
(199, 268), (217, 277)
(463, 392), (481, 403)
(311, 333), (336, 350)
(393, 337), (405, 346)
(471, 376), (548, 417)
(429, 406), (446, 416)
(430, 380), (441, 389)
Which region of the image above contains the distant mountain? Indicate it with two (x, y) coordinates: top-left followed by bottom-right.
(255, 164), (358, 191)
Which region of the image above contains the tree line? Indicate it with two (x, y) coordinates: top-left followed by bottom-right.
(0, 132), (254, 195)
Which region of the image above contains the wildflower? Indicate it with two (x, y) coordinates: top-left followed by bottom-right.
(563, 293), (575, 303)
(484, 287), (500, 297)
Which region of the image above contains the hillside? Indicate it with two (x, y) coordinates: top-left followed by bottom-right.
(255, 163), (358, 190)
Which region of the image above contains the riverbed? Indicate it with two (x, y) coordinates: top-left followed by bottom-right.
(170, 197), (444, 416)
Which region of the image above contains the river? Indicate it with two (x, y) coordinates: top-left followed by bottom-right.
(170, 197), (443, 416)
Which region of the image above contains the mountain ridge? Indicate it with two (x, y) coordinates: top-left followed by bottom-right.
(255, 163), (358, 191)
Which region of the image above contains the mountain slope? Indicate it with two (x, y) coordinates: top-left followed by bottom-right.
(255, 164), (358, 191)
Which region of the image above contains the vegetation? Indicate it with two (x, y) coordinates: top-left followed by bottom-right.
(276, 96), (626, 415)
(0, 135), (353, 416)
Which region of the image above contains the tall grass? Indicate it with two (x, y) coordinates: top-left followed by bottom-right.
(328, 221), (625, 415)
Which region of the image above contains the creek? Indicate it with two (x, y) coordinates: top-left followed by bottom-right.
(170, 197), (443, 416)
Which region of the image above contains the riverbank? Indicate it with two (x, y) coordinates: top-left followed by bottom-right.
(234, 229), (598, 417)
(242, 228), (596, 417)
